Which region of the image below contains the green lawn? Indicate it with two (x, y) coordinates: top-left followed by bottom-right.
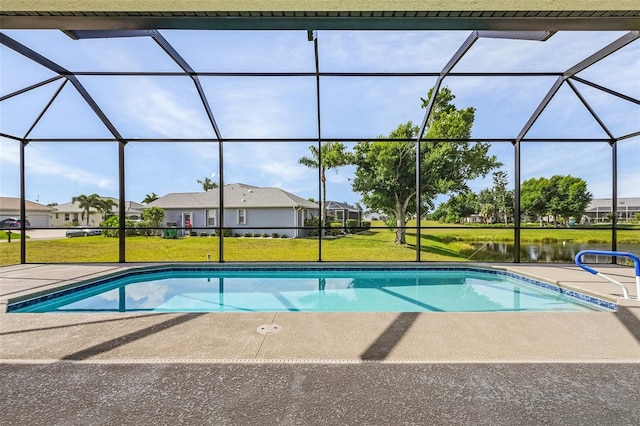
(1, 222), (638, 266)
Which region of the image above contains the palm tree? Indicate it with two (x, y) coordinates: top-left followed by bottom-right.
(142, 193), (158, 204)
(197, 177), (218, 191)
(299, 142), (351, 227)
(95, 198), (118, 221)
(72, 193), (100, 225)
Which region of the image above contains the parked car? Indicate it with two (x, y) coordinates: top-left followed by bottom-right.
(65, 226), (102, 238)
(0, 217), (31, 229)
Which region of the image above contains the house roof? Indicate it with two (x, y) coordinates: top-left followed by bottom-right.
(52, 197), (146, 214)
(326, 200), (359, 211)
(586, 197), (640, 211)
(148, 183), (319, 210)
(0, 197), (54, 213)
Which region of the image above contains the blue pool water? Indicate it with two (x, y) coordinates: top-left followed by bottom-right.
(9, 268), (613, 313)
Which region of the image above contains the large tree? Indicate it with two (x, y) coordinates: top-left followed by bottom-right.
(299, 142), (352, 226)
(351, 87), (500, 244)
(520, 177), (551, 226)
(548, 175), (592, 226)
(521, 175), (592, 226)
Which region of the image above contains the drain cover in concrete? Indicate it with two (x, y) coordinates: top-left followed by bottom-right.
(257, 324), (283, 335)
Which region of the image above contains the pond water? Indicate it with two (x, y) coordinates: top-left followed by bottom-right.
(472, 241), (640, 262)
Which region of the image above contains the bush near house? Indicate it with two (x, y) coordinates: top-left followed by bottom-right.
(329, 222), (342, 236)
(346, 219), (358, 233)
(101, 216), (138, 237)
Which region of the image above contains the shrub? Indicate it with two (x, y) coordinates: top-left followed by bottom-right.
(345, 219), (358, 233)
(243, 232), (251, 237)
(304, 216), (321, 237)
(200, 232), (208, 237)
(233, 233), (240, 237)
(253, 232), (260, 238)
(142, 207), (164, 233)
(221, 229), (232, 237)
(360, 221), (371, 231)
(210, 231), (217, 237)
(100, 216), (137, 237)
(329, 222), (342, 236)
(280, 234), (287, 238)
(271, 233), (279, 238)
(262, 233), (268, 238)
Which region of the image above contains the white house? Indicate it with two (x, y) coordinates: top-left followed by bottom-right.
(583, 197), (640, 223)
(148, 183), (319, 237)
(50, 197), (146, 227)
(0, 197), (53, 227)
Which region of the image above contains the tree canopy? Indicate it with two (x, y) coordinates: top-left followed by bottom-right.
(351, 87), (500, 244)
(521, 175), (592, 226)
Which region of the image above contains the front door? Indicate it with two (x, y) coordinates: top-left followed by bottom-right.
(182, 212), (192, 235)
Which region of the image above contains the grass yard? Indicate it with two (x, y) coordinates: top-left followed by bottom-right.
(0, 222), (638, 266)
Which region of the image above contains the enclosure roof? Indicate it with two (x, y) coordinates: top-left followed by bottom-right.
(1, 1), (639, 31)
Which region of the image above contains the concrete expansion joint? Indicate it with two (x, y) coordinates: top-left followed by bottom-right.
(2, 358), (640, 365)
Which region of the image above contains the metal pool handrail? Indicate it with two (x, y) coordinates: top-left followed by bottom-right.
(575, 250), (640, 300)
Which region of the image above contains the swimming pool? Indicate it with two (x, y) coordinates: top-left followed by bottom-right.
(8, 267), (614, 313)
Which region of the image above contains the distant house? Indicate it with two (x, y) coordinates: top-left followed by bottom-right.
(583, 197), (640, 223)
(0, 197), (53, 227)
(147, 183), (319, 237)
(325, 201), (361, 228)
(50, 197), (145, 227)
(464, 214), (484, 224)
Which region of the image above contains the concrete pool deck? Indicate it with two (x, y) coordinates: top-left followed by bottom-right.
(1, 263), (639, 424)
(1, 262), (639, 363)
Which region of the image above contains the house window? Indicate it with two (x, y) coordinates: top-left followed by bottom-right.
(55, 213), (59, 219)
(206, 209), (217, 227)
(64, 213), (69, 221)
(237, 209), (246, 225)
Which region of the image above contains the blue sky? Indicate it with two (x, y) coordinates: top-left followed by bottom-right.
(1, 29), (638, 208)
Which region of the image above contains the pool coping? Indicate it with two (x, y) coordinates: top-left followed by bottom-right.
(3, 263), (619, 313)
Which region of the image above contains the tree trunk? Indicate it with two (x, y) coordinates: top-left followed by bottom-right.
(321, 167), (327, 230)
(395, 215), (405, 244)
(394, 196), (410, 245)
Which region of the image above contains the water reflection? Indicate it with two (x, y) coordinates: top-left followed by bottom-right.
(473, 242), (640, 262)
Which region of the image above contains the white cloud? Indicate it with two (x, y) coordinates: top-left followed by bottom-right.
(0, 141), (114, 191)
(321, 31), (468, 72)
(119, 78), (215, 139)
